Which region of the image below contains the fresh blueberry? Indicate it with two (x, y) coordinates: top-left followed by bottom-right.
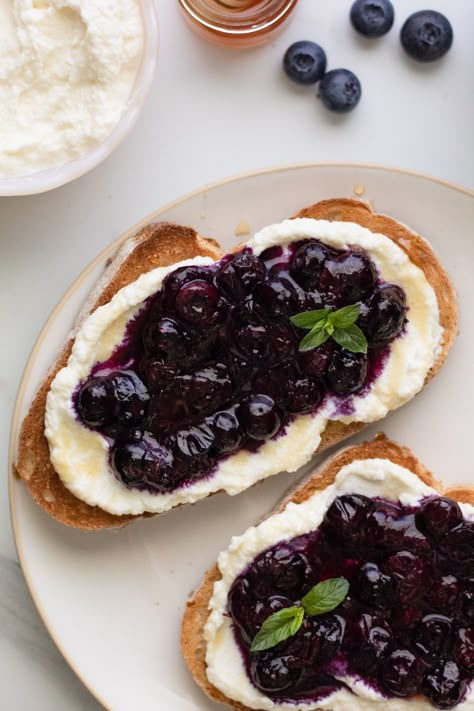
(382, 649), (424, 697)
(239, 394), (281, 440)
(319, 69), (362, 113)
(423, 660), (466, 709)
(401, 11), (453, 62)
(283, 41), (327, 85)
(350, 0), (394, 38)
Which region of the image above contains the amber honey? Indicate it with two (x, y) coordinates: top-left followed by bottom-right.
(177, 0), (299, 49)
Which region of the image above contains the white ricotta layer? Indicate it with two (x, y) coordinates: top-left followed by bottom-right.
(0, 0), (143, 178)
(204, 459), (474, 711)
(45, 218), (443, 515)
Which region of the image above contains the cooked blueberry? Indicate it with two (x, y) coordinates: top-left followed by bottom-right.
(253, 277), (299, 320)
(162, 264), (213, 308)
(370, 284), (407, 345)
(351, 614), (392, 673)
(439, 522), (474, 571)
(414, 614), (453, 664)
(401, 11), (453, 62)
(299, 341), (334, 378)
(239, 394), (281, 440)
(138, 358), (177, 393)
(366, 509), (429, 552)
(250, 652), (301, 694)
(461, 579), (474, 621)
(111, 432), (175, 491)
(424, 575), (460, 613)
(353, 562), (394, 608)
(233, 324), (271, 363)
(291, 241), (332, 290)
(216, 250), (266, 301)
(285, 377), (324, 414)
(382, 649), (424, 697)
(283, 41), (327, 85)
(172, 424), (215, 479)
(319, 251), (376, 303)
(384, 551), (427, 604)
(313, 614), (346, 663)
(175, 280), (219, 326)
(323, 494), (374, 542)
(77, 376), (115, 427)
(350, 0), (394, 37)
(416, 497), (463, 540)
(185, 363), (233, 415)
(143, 317), (187, 362)
(454, 627), (474, 674)
(250, 546), (311, 599)
(423, 660), (466, 709)
(391, 606), (424, 633)
(100, 371), (149, 426)
(319, 69), (361, 113)
(208, 409), (243, 453)
(228, 577), (291, 643)
(327, 349), (368, 395)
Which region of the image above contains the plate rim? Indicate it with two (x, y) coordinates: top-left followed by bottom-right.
(8, 160), (474, 711)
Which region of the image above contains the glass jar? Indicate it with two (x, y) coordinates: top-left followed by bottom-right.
(177, 0), (299, 49)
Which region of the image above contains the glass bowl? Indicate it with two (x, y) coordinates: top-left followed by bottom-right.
(0, 0), (159, 197)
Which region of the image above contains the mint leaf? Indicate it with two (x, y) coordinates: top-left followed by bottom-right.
(330, 304), (361, 329)
(250, 606), (304, 652)
(290, 308), (331, 330)
(301, 577), (349, 617)
(332, 324), (368, 354)
(299, 327), (331, 352)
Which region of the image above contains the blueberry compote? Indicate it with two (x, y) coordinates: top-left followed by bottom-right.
(227, 495), (473, 708)
(75, 241), (407, 494)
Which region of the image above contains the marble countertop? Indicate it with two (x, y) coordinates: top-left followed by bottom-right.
(1, 1), (473, 709)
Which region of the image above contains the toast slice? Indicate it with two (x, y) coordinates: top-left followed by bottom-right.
(180, 435), (474, 710)
(14, 199), (457, 529)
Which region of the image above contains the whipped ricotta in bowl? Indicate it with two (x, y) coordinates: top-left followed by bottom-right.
(0, 0), (144, 179)
(45, 218), (443, 515)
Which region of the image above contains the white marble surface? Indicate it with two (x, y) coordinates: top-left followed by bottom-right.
(1, 1), (473, 709)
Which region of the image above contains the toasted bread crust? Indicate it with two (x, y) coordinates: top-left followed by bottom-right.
(15, 200), (457, 529)
(180, 436), (474, 710)
(15, 223), (224, 530)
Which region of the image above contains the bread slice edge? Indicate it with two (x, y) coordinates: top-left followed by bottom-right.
(180, 435), (474, 710)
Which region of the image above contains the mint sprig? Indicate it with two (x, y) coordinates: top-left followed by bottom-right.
(290, 304), (368, 354)
(249, 577), (349, 653)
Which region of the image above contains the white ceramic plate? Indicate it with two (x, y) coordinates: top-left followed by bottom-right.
(9, 164), (474, 711)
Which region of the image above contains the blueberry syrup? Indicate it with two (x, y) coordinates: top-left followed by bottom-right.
(75, 240), (407, 494)
(227, 495), (474, 708)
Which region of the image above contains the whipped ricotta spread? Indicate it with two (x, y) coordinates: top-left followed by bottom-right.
(204, 459), (474, 711)
(0, 0), (143, 178)
(45, 218), (443, 515)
